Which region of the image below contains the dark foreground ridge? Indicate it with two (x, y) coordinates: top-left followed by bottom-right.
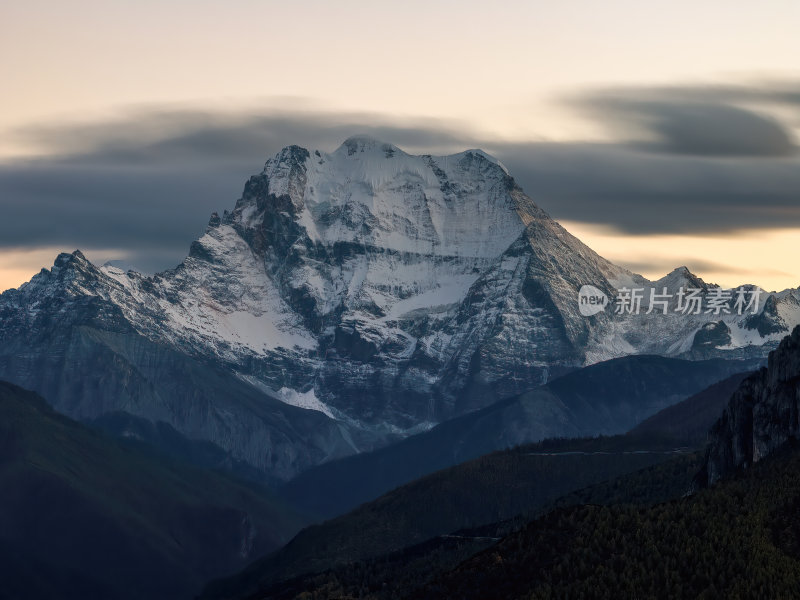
(413, 443), (800, 599)
(0, 381), (307, 600)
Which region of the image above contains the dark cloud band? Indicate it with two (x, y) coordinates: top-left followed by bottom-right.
(570, 82), (799, 157)
(1, 82), (799, 275)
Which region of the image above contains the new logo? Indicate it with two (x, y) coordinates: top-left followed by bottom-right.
(578, 285), (608, 316)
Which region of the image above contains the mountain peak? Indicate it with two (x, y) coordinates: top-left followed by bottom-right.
(335, 135), (400, 157)
(458, 148), (509, 173)
(670, 265), (695, 278)
(655, 265), (709, 290)
(266, 144), (310, 167)
(54, 249), (88, 267)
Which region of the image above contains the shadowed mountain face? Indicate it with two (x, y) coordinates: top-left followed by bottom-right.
(630, 371), (751, 446)
(280, 354), (761, 520)
(0, 138), (797, 481)
(0, 381), (308, 600)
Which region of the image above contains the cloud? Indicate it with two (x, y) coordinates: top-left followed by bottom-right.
(1, 86), (799, 276)
(0, 161), (244, 273)
(10, 107), (474, 165)
(571, 83), (799, 157)
(495, 142), (800, 235)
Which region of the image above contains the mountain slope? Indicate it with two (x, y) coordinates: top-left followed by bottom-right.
(281, 354), (760, 519)
(414, 445), (800, 600)
(231, 452), (706, 600)
(0, 254), (357, 481)
(202, 436), (686, 600)
(629, 371), (751, 446)
(0, 381), (308, 600)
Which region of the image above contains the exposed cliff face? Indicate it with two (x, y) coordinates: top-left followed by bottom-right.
(703, 325), (800, 485)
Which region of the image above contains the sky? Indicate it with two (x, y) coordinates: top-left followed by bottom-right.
(1, 0), (799, 292)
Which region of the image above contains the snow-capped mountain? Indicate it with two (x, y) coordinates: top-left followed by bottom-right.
(1, 136), (798, 480)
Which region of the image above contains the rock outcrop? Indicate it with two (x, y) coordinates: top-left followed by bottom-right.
(703, 325), (800, 485)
